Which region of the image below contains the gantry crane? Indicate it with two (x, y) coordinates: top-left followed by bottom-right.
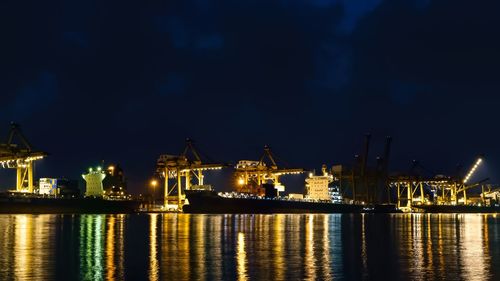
(234, 145), (304, 195)
(0, 123), (47, 193)
(389, 156), (487, 210)
(156, 139), (225, 210)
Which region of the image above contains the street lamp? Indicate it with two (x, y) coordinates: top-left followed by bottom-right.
(150, 179), (158, 209)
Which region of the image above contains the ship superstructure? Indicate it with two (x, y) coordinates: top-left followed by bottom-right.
(82, 167), (106, 197)
(305, 165), (334, 201)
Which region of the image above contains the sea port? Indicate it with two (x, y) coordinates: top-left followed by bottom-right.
(2, 3), (499, 280)
(0, 123), (498, 214)
(0, 123), (141, 213)
(0, 0), (500, 281)
(151, 136), (499, 214)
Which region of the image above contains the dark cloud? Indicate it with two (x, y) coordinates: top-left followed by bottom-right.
(2, 71), (58, 120)
(1, 0), (499, 192)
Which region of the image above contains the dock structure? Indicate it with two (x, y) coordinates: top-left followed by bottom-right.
(387, 156), (488, 211)
(327, 135), (491, 211)
(156, 139), (224, 210)
(0, 123), (47, 193)
(233, 145), (304, 196)
(329, 135), (393, 205)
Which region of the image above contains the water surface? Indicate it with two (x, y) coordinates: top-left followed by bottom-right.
(0, 214), (498, 280)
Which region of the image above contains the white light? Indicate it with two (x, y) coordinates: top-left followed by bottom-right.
(464, 157), (483, 184)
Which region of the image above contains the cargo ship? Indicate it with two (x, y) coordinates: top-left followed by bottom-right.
(0, 193), (141, 214)
(0, 165), (141, 214)
(183, 170), (366, 214)
(183, 189), (364, 214)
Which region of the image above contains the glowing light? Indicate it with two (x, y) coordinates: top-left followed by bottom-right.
(108, 166), (114, 170)
(237, 232), (248, 281)
(305, 215), (316, 280)
(149, 214), (159, 281)
(89, 167), (93, 172)
(97, 166), (102, 171)
(150, 180), (158, 187)
(238, 178), (245, 185)
(464, 158), (483, 184)
(106, 216), (116, 281)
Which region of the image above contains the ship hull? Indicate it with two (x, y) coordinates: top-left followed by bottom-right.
(183, 190), (363, 214)
(414, 205), (500, 213)
(0, 197), (141, 214)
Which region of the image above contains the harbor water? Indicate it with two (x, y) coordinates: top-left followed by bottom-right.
(0, 213), (499, 280)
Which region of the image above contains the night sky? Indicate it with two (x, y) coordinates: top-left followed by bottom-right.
(1, 0), (499, 194)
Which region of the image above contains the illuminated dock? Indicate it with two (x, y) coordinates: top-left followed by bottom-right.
(0, 123), (47, 193)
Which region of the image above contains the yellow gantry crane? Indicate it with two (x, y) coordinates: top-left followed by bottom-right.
(156, 139), (224, 210)
(390, 156), (486, 210)
(0, 123), (47, 193)
(234, 145), (304, 195)
(391, 177), (449, 210)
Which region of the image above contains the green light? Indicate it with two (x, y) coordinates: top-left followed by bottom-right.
(97, 166), (102, 171)
(89, 167), (93, 172)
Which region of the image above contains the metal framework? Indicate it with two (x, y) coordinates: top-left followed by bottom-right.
(388, 157), (487, 211)
(0, 123), (47, 192)
(329, 136), (393, 204)
(233, 145), (303, 195)
(389, 178), (447, 210)
(389, 178), (487, 210)
(156, 139), (224, 210)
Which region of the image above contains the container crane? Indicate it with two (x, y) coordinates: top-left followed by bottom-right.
(156, 139), (225, 210)
(0, 123), (47, 193)
(234, 145), (303, 196)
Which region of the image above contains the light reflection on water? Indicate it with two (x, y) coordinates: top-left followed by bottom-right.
(10, 215), (55, 280)
(0, 214), (498, 280)
(237, 231), (247, 281)
(149, 213), (159, 281)
(305, 215), (315, 280)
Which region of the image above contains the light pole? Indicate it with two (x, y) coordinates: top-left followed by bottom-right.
(150, 179), (158, 210)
